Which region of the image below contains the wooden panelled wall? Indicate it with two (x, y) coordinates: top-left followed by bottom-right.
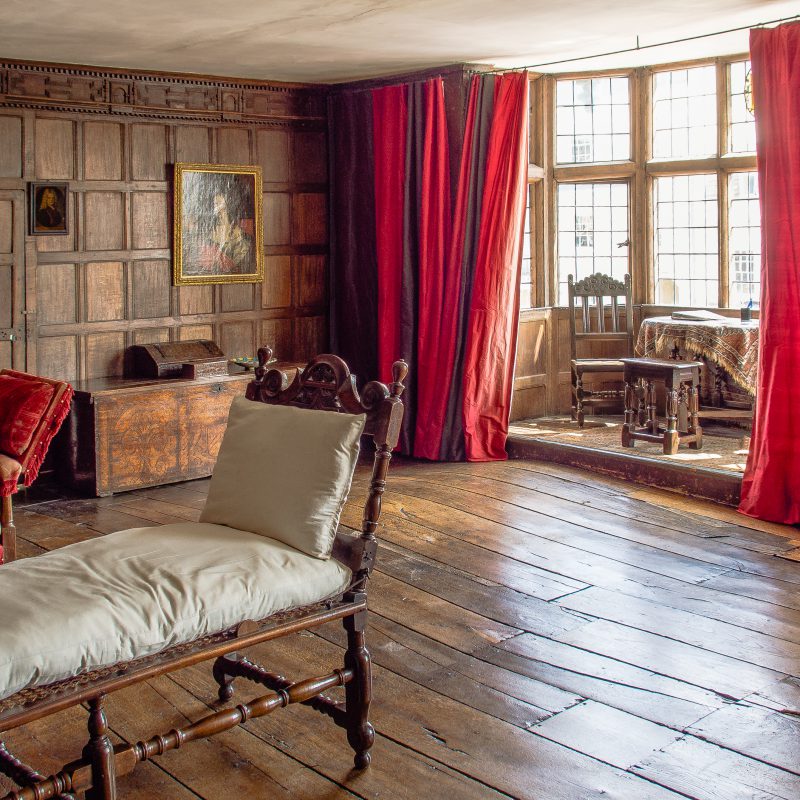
(0, 60), (328, 382)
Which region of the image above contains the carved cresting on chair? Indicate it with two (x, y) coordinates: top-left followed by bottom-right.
(568, 273), (634, 427)
(0, 349), (407, 800)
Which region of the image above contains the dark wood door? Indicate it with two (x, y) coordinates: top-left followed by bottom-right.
(0, 191), (26, 371)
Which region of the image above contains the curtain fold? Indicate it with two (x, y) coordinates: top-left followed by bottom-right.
(438, 75), (495, 461)
(739, 22), (800, 523)
(462, 72), (530, 461)
(412, 79), (454, 459)
(373, 85), (407, 386)
(328, 91), (378, 384)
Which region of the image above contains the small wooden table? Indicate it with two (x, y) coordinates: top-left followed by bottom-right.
(620, 357), (703, 455)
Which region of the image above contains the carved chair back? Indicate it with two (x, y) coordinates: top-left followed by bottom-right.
(567, 273), (634, 363)
(246, 347), (407, 591)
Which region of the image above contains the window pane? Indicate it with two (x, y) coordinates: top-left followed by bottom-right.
(728, 171), (760, 308)
(729, 60), (756, 154)
(555, 76), (631, 164)
(520, 189), (533, 310)
(651, 65), (717, 159)
(557, 181), (629, 304)
(654, 175), (718, 306)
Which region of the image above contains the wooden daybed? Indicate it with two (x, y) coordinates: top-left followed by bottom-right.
(0, 349), (407, 800)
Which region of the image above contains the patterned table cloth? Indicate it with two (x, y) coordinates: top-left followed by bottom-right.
(636, 316), (759, 396)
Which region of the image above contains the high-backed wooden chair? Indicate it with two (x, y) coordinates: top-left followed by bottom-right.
(568, 273), (634, 427)
(0, 350), (407, 800)
(0, 370), (74, 564)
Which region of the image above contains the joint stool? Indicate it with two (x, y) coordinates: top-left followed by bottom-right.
(620, 357), (703, 455)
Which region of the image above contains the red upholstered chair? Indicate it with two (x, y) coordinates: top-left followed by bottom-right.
(0, 370), (73, 564)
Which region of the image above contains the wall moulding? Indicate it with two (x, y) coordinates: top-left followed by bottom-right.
(0, 60), (327, 123)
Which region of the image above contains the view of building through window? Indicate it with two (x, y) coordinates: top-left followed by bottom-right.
(729, 171), (761, 307)
(557, 182), (629, 306)
(654, 174), (719, 306)
(555, 77), (630, 164)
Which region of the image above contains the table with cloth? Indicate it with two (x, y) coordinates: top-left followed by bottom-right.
(635, 316), (759, 405)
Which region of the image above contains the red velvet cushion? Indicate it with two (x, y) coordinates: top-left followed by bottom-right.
(0, 374), (54, 458)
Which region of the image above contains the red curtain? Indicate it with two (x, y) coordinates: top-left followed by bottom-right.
(739, 23), (800, 523)
(413, 80), (455, 459)
(368, 71), (529, 462)
(372, 85), (407, 386)
(462, 72), (530, 461)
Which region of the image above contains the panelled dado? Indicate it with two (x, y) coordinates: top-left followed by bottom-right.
(0, 59), (329, 384)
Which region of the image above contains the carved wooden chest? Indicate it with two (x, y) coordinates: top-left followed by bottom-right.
(57, 372), (251, 496)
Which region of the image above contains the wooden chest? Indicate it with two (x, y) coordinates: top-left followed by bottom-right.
(125, 339), (227, 379)
(58, 371), (251, 496)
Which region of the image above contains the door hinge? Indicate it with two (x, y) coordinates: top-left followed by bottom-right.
(0, 327), (23, 342)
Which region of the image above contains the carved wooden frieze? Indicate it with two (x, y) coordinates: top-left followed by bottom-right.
(109, 80), (134, 105)
(134, 81), (219, 111)
(6, 69), (106, 104)
(0, 61), (326, 123)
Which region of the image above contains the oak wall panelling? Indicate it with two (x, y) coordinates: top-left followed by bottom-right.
(0, 190), (25, 370)
(0, 59), (330, 382)
(510, 309), (550, 421)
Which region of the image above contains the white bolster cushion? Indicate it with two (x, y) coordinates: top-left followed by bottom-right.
(200, 398), (366, 559)
(0, 522), (351, 701)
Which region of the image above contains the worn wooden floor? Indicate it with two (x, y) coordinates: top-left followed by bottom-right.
(3, 458), (800, 799)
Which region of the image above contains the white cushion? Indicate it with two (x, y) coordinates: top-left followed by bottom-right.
(0, 522), (351, 702)
(200, 398), (365, 559)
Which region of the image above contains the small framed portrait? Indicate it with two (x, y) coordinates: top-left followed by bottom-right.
(173, 163), (264, 286)
(29, 182), (68, 235)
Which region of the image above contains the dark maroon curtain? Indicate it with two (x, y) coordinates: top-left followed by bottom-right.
(329, 71), (529, 461)
(739, 23), (800, 523)
(372, 85), (406, 387)
(328, 91), (378, 384)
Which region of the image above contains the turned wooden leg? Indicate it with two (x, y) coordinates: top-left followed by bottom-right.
(688, 383), (703, 450)
(570, 367), (578, 422)
(646, 381), (658, 434)
(574, 371), (585, 428)
(636, 380), (646, 426)
(344, 603), (374, 770)
(622, 378), (637, 447)
(1, 495), (16, 564)
(83, 696), (116, 800)
(212, 652), (240, 702)
(664, 388), (679, 455)
(712, 363), (724, 407)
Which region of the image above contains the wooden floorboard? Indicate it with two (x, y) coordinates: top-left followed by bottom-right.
(3, 458), (800, 799)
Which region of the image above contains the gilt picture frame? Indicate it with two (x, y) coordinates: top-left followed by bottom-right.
(29, 182), (68, 236)
(173, 163), (264, 286)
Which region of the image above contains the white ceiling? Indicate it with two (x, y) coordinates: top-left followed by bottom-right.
(1, 0), (797, 83)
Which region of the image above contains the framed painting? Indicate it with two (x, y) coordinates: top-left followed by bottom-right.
(173, 163), (264, 285)
(29, 182), (68, 235)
